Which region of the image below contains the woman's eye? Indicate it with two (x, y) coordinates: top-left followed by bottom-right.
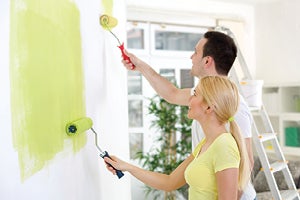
(193, 90), (196, 96)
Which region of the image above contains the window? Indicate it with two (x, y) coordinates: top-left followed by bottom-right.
(180, 69), (194, 88)
(155, 31), (201, 51)
(150, 24), (207, 57)
(128, 100), (143, 127)
(127, 28), (144, 49)
(129, 133), (143, 159)
(159, 69), (176, 83)
(127, 70), (142, 95)
(126, 21), (199, 159)
(126, 21), (149, 55)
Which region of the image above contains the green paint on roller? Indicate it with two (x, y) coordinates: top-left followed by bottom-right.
(99, 14), (118, 30)
(66, 117), (93, 135)
(10, 0), (86, 181)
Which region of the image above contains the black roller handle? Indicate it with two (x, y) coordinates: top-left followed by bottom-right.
(100, 150), (124, 179)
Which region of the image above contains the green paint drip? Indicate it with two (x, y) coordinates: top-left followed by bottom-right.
(10, 0), (86, 181)
(102, 0), (114, 15)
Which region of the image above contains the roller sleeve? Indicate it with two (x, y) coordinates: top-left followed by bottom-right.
(66, 117), (93, 135)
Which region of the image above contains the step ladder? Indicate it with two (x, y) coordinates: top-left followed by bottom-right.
(214, 26), (300, 200)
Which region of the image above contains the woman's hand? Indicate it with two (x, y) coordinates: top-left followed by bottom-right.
(103, 155), (130, 175)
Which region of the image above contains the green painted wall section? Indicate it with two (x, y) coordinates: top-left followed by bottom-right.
(102, 0), (114, 15)
(10, 0), (86, 181)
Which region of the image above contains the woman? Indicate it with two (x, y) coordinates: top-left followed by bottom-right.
(104, 76), (250, 200)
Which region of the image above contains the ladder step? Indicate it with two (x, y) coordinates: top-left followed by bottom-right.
(269, 161), (288, 173)
(281, 189), (300, 200)
(258, 133), (277, 142)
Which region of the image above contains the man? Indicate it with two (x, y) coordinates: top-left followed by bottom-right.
(122, 31), (256, 200)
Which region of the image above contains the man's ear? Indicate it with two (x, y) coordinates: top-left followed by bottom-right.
(204, 56), (217, 73)
(205, 56), (213, 65)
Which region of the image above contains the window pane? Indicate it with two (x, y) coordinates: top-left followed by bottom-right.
(128, 100), (143, 127)
(180, 69), (194, 88)
(127, 71), (142, 95)
(127, 28), (144, 49)
(160, 69), (176, 83)
(129, 132), (143, 159)
(155, 31), (202, 51)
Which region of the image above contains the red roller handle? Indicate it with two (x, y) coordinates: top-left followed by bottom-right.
(118, 43), (135, 69)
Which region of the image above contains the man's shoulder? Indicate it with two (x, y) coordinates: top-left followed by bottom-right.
(238, 94), (251, 114)
(235, 94), (253, 138)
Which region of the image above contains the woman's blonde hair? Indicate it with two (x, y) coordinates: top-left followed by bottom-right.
(197, 76), (250, 190)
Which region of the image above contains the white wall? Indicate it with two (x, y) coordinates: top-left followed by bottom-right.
(255, 0), (300, 84)
(0, 0), (14, 198)
(0, 0), (131, 200)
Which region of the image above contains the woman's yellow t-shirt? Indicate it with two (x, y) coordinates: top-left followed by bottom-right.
(184, 133), (240, 200)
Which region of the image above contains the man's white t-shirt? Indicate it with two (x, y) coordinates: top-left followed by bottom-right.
(191, 93), (256, 200)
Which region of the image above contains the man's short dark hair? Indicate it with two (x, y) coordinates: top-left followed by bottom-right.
(203, 31), (237, 76)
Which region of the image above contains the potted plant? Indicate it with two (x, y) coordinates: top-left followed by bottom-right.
(135, 94), (192, 200)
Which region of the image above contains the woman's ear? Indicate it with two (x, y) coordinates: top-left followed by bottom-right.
(205, 106), (213, 114)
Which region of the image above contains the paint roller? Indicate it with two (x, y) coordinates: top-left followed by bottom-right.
(66, 117), (124, 179)
(99, 14), (135, 69)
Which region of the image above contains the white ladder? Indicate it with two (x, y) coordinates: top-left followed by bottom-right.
(214, 26), (300, 200)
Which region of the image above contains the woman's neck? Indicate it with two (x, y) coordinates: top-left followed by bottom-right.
(201, 121), (227, 144)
